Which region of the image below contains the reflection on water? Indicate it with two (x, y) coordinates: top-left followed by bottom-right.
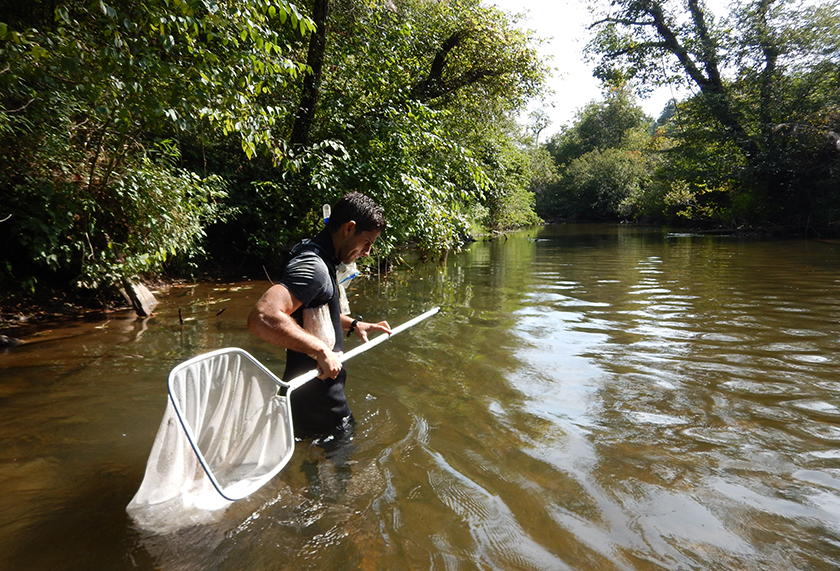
(2, 224), (840, 570)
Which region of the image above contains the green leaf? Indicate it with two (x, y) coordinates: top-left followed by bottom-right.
(57, 7), (71, 25)
(99, 1), (117, 19)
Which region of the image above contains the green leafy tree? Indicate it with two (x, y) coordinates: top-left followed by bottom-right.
(245, 0), (548, 256)
(0, 0), (312, 297)
(527, 108), (552, 146)
(0, 0), (549, 304)
(539, 86), (654, 220)
(556, 148), (652, 220)
(587, 0), (840, 230)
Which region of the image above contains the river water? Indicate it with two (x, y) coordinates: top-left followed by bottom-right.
(2, 223), (840, 570)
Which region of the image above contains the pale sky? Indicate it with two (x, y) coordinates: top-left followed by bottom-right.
(490, 0), (678, 135)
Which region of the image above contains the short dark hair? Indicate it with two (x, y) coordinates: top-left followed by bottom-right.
(327, 192), (386, 234)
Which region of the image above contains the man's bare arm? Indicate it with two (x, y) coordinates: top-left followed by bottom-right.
(247, 284), (342, 378)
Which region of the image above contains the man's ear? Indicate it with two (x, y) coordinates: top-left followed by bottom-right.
(342, 220), (356, 237)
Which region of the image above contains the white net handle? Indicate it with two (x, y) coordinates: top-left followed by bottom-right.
(287, 306), (440, 391)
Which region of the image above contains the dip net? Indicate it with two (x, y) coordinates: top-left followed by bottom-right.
(126, 308), (440, 533)
(126, 348), (292, 531)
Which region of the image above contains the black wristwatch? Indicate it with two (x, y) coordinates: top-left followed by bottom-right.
(347, 315), (362, 337)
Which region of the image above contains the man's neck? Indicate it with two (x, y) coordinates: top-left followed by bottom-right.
(313, 228), (339, 262)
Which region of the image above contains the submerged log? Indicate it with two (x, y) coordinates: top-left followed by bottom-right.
(122, 282), (158, 317)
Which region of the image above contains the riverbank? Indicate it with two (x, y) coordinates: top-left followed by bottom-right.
(0, 290), (134, 347)
(0, 246), (410, 336)
(3, 222), (832, 336)
(0, 278), (182, 339)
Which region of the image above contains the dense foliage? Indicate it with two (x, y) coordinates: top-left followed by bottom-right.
(544, 0), (840, 231)
(539, 87), (656, 221)
(0, 0), (547, 304)
(279, 0), (545, 253)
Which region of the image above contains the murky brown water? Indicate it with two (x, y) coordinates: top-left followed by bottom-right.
(2, 223), (840, 570)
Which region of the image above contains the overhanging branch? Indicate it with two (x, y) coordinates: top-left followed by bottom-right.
(606, 41), (669, 57)
(411, 28), (502, 102)
(589, 17), (657, 28)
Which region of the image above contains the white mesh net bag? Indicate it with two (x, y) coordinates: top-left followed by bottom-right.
(127, 348), (292, 532)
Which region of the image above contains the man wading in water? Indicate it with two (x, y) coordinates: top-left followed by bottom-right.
(248, 192), (391, 439)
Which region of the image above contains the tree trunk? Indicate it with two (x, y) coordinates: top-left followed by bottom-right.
(290, 0), (330, 148)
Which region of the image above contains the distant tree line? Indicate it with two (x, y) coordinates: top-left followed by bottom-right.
(535, 0), (840, 233)
(0, 0), (545, 305)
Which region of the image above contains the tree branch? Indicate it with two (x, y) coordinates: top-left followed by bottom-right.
(643, 0), (710, 89)
(290, 0), (329, 148)
(589, 17), (657, 28)
(685, 0), (723, 85)
(606, 41), (669, 57)
(411, 29), (484, 102)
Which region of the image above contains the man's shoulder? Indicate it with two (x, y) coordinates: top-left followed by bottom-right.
(285, 247), (328, 274)
(280, 245), (333, 307)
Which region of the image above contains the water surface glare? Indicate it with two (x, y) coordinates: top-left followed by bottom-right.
(2, 223), (840, 570)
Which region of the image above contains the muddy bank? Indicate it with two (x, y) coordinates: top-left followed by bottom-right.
(0, 281), (173, 342)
